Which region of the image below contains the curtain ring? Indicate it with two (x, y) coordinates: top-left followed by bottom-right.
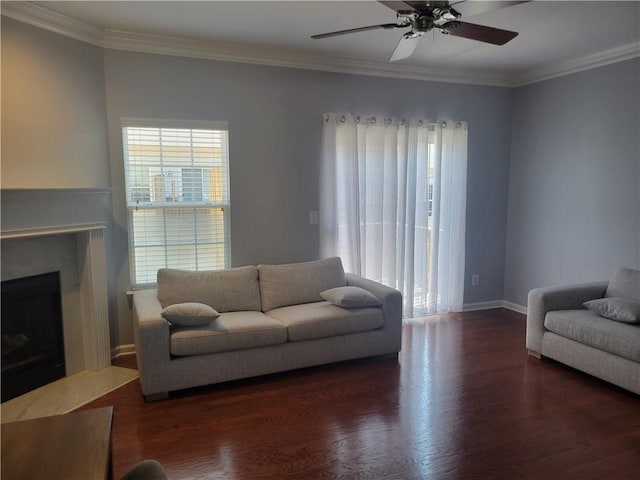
(400, 119), (406, 125)
(369, 117), (376, 124)
(356, 116), (360, 123)
(418, 120), (424, 127)
(441, 121), (447, 128)
(340, 115), (346, 123)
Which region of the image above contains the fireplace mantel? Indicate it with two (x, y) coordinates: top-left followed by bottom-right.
(1, 222), (106, 240)
(1, 188), (112, 373)
(1, 188), (113, 233)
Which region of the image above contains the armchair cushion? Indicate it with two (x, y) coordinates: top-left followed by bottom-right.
(544, 310), (640, 362)
(583, 298), (640, 324)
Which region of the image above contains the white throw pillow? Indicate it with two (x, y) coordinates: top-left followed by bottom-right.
(161, 302), (220, 327)
(320, 286), (381, 308)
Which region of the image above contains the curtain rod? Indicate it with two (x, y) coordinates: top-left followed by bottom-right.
(324, 115), (463, 128)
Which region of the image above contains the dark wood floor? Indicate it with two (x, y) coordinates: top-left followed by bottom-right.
(82, 309), (639, 480)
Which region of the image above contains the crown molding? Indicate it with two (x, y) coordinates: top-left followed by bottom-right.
(3, 1), (638, 88)
(102, 29), (513, 87)
(513, 42), (640, 87)
(1, 1), (103, 46)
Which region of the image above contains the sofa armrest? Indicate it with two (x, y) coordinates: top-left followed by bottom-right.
(132, 289), (171, 393)
(526, 281), (608, 354)
(346, 273), (403, 351)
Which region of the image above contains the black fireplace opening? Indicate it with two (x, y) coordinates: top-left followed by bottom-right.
(1, 271), (66, 403)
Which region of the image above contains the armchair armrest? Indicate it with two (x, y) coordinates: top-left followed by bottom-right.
(526, 281), (608, 354)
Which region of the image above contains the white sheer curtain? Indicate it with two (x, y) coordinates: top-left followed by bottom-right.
(320, 113), (468, 316)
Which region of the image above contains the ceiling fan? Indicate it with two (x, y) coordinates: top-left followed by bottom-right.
(311, 1), (527, 62)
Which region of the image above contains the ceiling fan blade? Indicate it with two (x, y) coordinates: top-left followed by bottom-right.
(446, 21), (518, 45)
(311, 23), (404, 39)
(451, 1), (529, 19)
(378, 1), (416, 13)
(390, 34), (422, 62)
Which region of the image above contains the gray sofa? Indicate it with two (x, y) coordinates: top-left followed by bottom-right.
(132, 257), (402, 400)
(527, 267), (640, 394)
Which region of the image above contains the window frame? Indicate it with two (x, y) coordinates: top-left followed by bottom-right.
(121, 118), (231, 287)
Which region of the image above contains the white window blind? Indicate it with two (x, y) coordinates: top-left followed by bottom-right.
(122, 120), (230, 286)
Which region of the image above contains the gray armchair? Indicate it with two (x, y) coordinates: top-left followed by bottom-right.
(526, 268), (640, 394)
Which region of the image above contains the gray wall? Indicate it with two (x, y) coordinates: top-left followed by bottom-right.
(2, 17), (516, 348)
(1, 17), (110, 187)
(504, 59), (640, 307)
(0, 18), (120, 346)
(103, 49), (514, 342)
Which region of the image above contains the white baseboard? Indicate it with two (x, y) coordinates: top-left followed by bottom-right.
(111, 343), (136, 359)
(462, 300), (528, 315)
(502, 301), (528, 315)
(462, 300), (504, 312)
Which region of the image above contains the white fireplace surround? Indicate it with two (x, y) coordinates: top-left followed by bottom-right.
(1, 189), (112, 374)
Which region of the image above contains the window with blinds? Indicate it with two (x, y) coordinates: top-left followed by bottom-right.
(122, 119), (230, 286)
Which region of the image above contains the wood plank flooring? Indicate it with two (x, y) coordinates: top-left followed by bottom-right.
(82, 309), (639, 480)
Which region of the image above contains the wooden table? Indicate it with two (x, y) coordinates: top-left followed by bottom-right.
(1, 406), (113, 480)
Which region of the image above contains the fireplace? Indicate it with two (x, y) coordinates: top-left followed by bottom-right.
(1, 188), (112, 391)
(1, 271), (66, 402)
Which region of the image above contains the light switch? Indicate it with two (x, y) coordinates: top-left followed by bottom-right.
(309, 210), (319, 225)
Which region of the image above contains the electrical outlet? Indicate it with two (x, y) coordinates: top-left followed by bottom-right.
(471, 274), (480, 287)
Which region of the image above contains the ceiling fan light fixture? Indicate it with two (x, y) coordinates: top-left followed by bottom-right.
(443, 7), (461, 21)
(403, 30), (424, 40)
(440, 21), (460, 35)
(413, 15), (435, 33)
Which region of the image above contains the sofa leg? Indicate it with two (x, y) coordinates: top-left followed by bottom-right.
(145, 392), (169, 402)
(527, 349), (541, 360)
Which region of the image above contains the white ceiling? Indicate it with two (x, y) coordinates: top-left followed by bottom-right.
(5, 1), (640, 86)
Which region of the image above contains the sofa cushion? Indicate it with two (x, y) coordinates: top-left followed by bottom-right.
(320, 286), (382, 308)
(266, 301), (384, 342)
(544, 309), (640, 362)
(605, 268), (640, 302)
(258, 257), (346, 312)
(170, 311), (287, 357)
(157, 266), (262, 313)
(583, 298), (640, 324)
(161, 302), (220, 327)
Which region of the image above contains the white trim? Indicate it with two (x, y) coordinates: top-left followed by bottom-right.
(462, 300), (504, 312)
(111, 344), (136, 359)
(502, 301), (527, 315)
(102, 28), (512, 87)
(1, 187), (113, 194)
(3, 1), (638, 88)
(1, 1), (103, 46)
(0, 223), (106, 240)
(513, 43), (640, 87)
(462, 300), (527, 314)
(121, 117), (229, 130)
